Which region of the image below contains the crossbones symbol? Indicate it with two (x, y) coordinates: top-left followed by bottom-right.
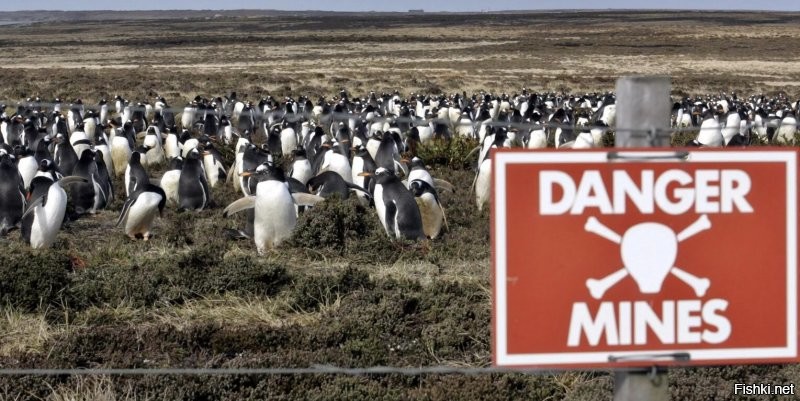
(584, 215), (712, 299)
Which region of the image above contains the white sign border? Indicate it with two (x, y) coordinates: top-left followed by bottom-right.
(493, 150), (797, 366)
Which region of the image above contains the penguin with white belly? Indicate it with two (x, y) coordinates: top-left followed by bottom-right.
(116, 183), (166, 241)
(409, 179), (447, 240)
(159, 156), (183, 206)
(362, 167), (425, 240)
(198, 136), (227, 188)
(21, 175), (87, 249)
(223, 163), (324, 254)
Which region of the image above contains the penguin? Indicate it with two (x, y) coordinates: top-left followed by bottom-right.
(409, 179), (447, 239)
(94, 151), (114, 207)
(199, 137), (227, 188)
(53, 132), (78, 176)
(143, 125), (165, 166)
(178, 147), (211, 211)
(159, 156), (183, 205)
(116, 183), (166, 241)
(223, 163), (324, 254)
(21, 175), (87, 249)
(351, 145), (377, 188)
(317, 144), (352, 183)
(0, 151), (24, 235)
(125, 149), (149, 197)
(71, 149), (102, 215)
(111, 121), (135, 177)
(364, 167), (425, 240)
(696, 110), (723, 147)
(34, 158), (62, 182)
(163, 127), (180, 160)
(288, 148), (313, 185)
(70, 123), (91, 157)
(307, 171), (368, 200)
(16, 146), (39, 191)
(240, 142), (272, 196)
(776, 110), (797, 145)
(406, 157), (433, 189)
(94, 133), (113, 178)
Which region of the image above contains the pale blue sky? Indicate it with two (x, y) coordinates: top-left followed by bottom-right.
(0, 0), (797, 11)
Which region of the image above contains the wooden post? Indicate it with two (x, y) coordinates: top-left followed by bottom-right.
(612, 75), (672, 401)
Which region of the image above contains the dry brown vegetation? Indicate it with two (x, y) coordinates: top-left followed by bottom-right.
(0, 10), (799, 401)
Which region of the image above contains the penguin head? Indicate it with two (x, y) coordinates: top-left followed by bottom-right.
(409, 157), (426, 171)
(38, 158), (57, 173)
(409, 179), (436, 198)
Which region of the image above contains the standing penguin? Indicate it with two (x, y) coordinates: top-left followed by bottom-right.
(116, 183), (166, 240)
(143, 125), (166, 166)
(199, 137), (227, 188)
(54, 132), (78, 176)
(125, 149), (149, 197)
(0, 151), (24, 235)
(223, 163), (323, 254)
(288, 148), (313, 185)
(71, 149), (104, 215)
(111, 121), (135, 176)
(178, 148), (211, 211)
(410, 179), (447, 240)
(21, 175), (87, 249)
(364, 167), (425, 240)
(159, 156), (183, 205)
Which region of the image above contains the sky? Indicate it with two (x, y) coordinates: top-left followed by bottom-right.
(0, 0), (797, 12)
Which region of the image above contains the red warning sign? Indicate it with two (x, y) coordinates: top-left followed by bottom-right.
(492, 149), (798, 368)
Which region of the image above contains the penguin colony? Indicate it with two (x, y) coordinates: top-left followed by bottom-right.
(0, 90), (797, 251)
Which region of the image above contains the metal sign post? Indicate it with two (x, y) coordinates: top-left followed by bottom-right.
(613, 76), (672, 400)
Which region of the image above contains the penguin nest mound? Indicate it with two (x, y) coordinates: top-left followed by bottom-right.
(289, 196), (382, 256)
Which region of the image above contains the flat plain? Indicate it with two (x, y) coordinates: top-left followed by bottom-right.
(0, 10), (799, 401)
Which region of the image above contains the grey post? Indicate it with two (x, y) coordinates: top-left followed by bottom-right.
(615, 76), (672, 147)
(612, 75), (672, 401)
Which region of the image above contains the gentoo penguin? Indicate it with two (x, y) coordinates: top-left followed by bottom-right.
(406, 157), (433, 189)
(307, 171), (368, 200)
(34, 158), (62, 182)
(288, 149), (313, 185)
(364, 167), (425, 240)
(143, 125), (165, 166)
(125, 149), (149, 197)
(178, 147), (211, 211)
(70, 123), (91, 157)
(53, 132), (78, 176)
(16, 147), (39, 191)
(199, 137), (226, 188)
(163, 127), (180, 161)
(0, 151), (24, 235)
(240, 142), (272, 196)
(223, 163), (323, 254)
(410, 179), (447, 240)
(94, 151), (114, 207)
(776, 110), (797, 145)
(71, 149), (105, 215)
(21, 175), (87, 249)
(696, 110), (723, 147)
(159, 156), (183, 205)
(94, 133), (113, 178)
(111, 121), (135, 176)
(116, 183), (166, 240)
(351, 145), (377, 189)
(318, 145), (353, 184)
(219, 116), (233, 145)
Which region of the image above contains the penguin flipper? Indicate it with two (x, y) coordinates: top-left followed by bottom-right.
(292, 193), (325, 206)
(58, 176), (88, 187)
(433, 178), (455, 193)
(116, 196), (135, 227)
(385, 201), (397, 238)
(223, 196), (256, 217)
(22, 195), (46, 220)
